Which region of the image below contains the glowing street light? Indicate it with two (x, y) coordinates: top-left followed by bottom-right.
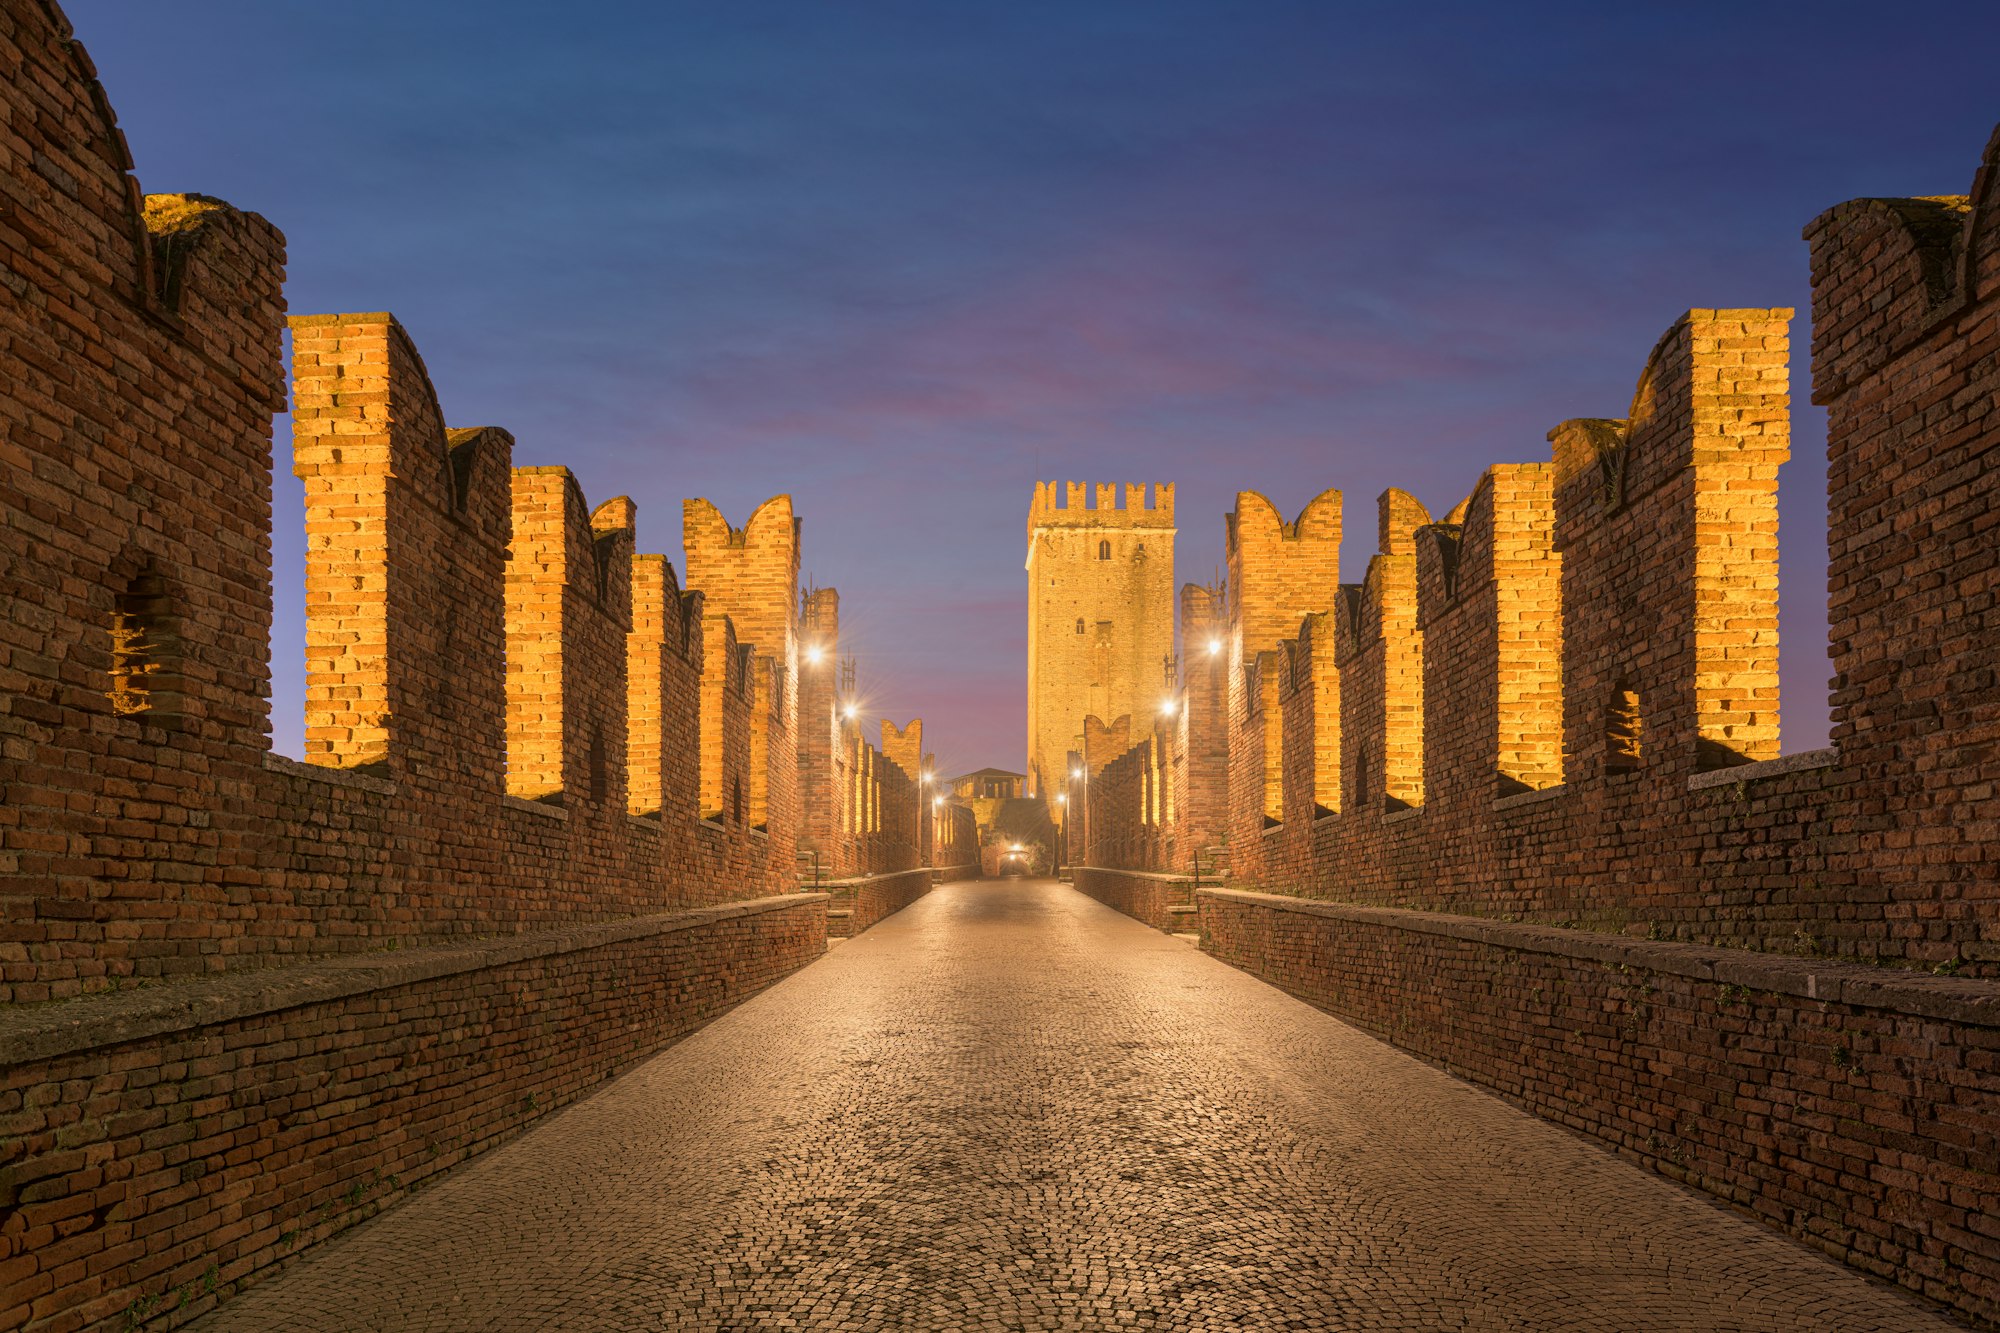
(1057, 793), (1067, 805)
(804, 644), (825, 665)
(1207, 638), (1222, 656)
(1071, 767), (1084, 781)
(842, 703), (858, 720)
(1160, 698), (1178, 718)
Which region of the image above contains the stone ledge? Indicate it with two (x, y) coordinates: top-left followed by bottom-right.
(1076, 866), (1195, 885)
(1687, 746), (1838, 791)
(504, 794), (567, 820)
(1199, 888), (2000, 1028)
(1382, 806), (1422, 825)
(1493, 784), (1567, 812)
(817, 867), (935, 889)
(0, 894), (830, 1067)
(262, 751), (395, 796)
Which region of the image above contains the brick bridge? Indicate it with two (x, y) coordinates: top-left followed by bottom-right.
(180, 879), (1945, 1333)
(3, 3), (1997, 1330)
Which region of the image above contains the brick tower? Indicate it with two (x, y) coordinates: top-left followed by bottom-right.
(1025, 482), (1176, 816)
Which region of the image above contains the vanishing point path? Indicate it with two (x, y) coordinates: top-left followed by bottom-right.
(200, 881), (1951, 1332)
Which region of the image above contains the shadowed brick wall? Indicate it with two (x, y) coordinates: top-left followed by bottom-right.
(0, 7), (942, 1326)
(1077, 128), (2000, 1326)
(1807, 127), (2000, 965)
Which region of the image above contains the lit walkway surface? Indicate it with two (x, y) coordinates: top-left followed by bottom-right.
(200, 881), (1951, 1332)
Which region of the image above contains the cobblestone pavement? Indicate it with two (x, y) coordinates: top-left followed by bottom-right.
(199, 880), (1955, 1332)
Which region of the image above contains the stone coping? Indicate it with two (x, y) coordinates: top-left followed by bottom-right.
(262, 751), (395, 796)
(1686, 747), (1838, 791)
(817, 867), (938, 890)
(503, 794), (567, 820)
(1076, 866), (1194, 885)
(0, 894), (829, 1067)
(1201, 888), (2000, 1028)
(1493, 784), (1567, 812)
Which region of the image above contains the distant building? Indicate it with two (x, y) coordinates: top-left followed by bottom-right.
(946, 766), (1056, 874)
(951, 767), (1024, 802)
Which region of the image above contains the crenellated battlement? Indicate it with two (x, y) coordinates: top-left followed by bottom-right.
(1075, 125), (2000, 1319)
(881, 718), (924, 780)
(1027, 480), (1175, 532)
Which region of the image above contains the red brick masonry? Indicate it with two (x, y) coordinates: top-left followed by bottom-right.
(1069, 867), (1191, 935)
(823, 868), (937, 939)
(1, 893), (827, 1330)
(1198, 887), (2000, 1326)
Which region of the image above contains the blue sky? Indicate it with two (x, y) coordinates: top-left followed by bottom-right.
(77, 1), (2000, 772)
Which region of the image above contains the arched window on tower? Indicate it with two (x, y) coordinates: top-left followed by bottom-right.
(1076, 618), (1085, 634)
(1098, 540), (1110, 560)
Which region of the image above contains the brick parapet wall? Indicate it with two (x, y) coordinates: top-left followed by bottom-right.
(1807, 127), (2000, 966)
(823, 868), (936, 939)
(797, 589), (842, 861)
(0, 292), (812, 993)
(684, 495), (801, 896)
(1176, 585), (1230, 854)
(0, 10), (940, 1327)
(1089, 287), (1994, 971)
(1224, 489), (1340, 883)
(1072, 866), (1193, 933)
(934, 803), (978, 873)
(1199, 887), (2000, 1327)
(1, 893), (826, 1332)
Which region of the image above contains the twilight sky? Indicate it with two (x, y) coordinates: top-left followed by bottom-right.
(79, 1), (2000, 774)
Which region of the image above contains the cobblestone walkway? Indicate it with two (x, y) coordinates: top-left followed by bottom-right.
(199, 880), (1953, 1332)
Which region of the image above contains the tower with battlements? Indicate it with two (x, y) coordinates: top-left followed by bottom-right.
(1025, 482), (1176, 815)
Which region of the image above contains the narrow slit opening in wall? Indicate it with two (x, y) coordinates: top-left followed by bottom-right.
(110, 569), (179, 723)
(1777, 399), (1832, 754)
(1605, 683), (1642, 775)
(268, 327), (308, 758)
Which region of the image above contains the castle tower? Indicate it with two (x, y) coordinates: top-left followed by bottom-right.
(1025, 481), (1176, 816)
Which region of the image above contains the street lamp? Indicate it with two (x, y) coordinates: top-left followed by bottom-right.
(1207, 638), (1222, 656)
